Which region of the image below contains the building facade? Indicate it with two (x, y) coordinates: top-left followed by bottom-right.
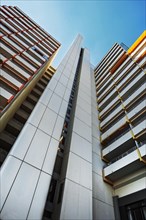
(95, 31), (146, 220)
(0, 5), (146, 220)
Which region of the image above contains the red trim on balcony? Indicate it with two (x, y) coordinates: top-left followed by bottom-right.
(7, 95), (14, 103)
(19, 84), (24, 91)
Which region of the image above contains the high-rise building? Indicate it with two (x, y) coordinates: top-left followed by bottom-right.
(0, 5), (146, 220)
(0, 5), (60, 164)
(94, 31), (146, 220)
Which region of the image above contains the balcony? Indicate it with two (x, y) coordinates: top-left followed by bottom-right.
(18, 32), (33, 47)
(95, 44), (118, 77)
(16, 56), (36, 73)
(101, 97), (145, 132)
(120, 70), (145, 99)
(9, 19), (22, 31)
(133, 120), (146, 138)
(97, 74), (112, 96)
(1, 41), (16, 58)
(102, 131), (133, 161)
(12, 34), (28, 49)
(127, 100), (145, 122)
(1, 69), (22, 89)
(98, 87), (117, 110)
(28, 48), (46, 64)
(130, 38), (146, 58)
(0, 88), (12, 102)
(112, 57), (133, 81)
(124, 83), (145, 107)
(103, 144), (146, 182)
(97, 81), (114, 101)
(97, 57), (137, 102)
(98, 56), (144, 105)
(3, 36), (23, 52)
(101, 117), (126, 141)
(96, 46), (122, 84)
(6, 60), (30, 79)
(2, 19), (17, 33)
(100, 104), (123, 128)
(117, 65), (139, 90)
(99, 96), (119, 118)
(99, 72), (145, 120)
(23, 51), (41, 66)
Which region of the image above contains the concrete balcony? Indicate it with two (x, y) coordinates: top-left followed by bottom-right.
(101, 117), (125, 141)
(2, 20), (17, 33)
(112, 56), (132, 79)
(97, 74), (112, 96)
(1, 10), (7, 19)
(12, 34), (28, 49)
(99, 96), (119, 118)
(113, 58), (133, 82)
(29, 48), (46, 63)
(100, 104), (123, 128)
(96, 47), (123, 85)
(23, 51), (41, 66)
(6, 60), (30, 79)
(100, 71), (145, 119)
(97, 72), (111, 90)
(3, 36), (23, 52)
(130, 38), (145, 58)
(1, 69), (22, 88)
(133, 47), (146, 62)
(103, 144), (146, 182)
(133, 120), (146, 138)
(19, 17), (33, 30)
(127, 100), (145, 121)
(102, 116), (146, 160)
(18, 33), (33, 47)
(0, 87), (12, 101)
(95, 44), (118, 79)
(97, 50), (124, 90)
(16, 56), (36, 72)
(120, 70), (145, 99)
(97, 81), (114, 101)
(102, 131), (133, 160)
(101, 98), (145, 130)
(98, 87), (117, 109)
(98, 56), (143, 105)
(117, 65), (139, 89)
(1, 42), (15, 58)
(1, 24), (12, 35)
(98, 57), (145, 105)
(124, 83), (145, 107)
(10, 19), (23, 31)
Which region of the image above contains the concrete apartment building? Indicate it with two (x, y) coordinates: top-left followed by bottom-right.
(0, 5), (146, 220)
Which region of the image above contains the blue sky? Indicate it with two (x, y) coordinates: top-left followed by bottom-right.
(2, 0), (145, 67)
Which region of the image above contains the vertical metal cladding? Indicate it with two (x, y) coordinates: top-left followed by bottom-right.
(42, 48), (84, 220)
(59, 48), (93, 220)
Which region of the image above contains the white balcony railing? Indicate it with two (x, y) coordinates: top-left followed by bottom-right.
(101, 117), (125, 141)
(104, 144), (146, 178)
(102, 131), (132, 157)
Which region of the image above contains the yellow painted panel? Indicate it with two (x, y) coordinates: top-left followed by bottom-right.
(127, 30), (146, 55)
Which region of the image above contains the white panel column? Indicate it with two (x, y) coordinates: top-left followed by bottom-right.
(0, 35), (83, 219)
(60, 48), (93, 220)
(91, 67), (115, 220)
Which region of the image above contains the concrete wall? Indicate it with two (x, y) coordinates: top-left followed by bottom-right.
(91, 67), (115, 220)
